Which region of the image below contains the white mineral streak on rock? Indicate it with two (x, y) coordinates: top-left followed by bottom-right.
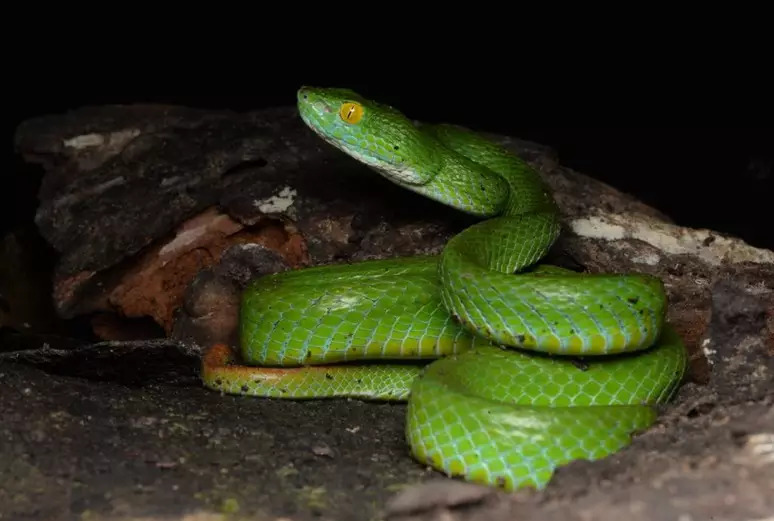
(52, 177), (127, 209)
(63, 129), (140, 150)
(702, 337), (716, 365)
(158, 209), (243, 262)
(255, 186), (298, 214)
(62, 128), (143, 172)
(570, 213), (774, 266)
(63, 133), (105, 148)
(630, 252), (662, 266)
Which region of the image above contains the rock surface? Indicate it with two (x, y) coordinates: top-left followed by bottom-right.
(4, 103), (773, 521)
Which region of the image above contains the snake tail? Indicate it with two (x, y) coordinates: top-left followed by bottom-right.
(202, 343), (421, 401)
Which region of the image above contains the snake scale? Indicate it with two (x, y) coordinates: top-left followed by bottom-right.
(201, 86), (687, 491)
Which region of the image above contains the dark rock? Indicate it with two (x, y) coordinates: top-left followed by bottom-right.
(7, 102), (774, 521)
(0, 334), (199, 387)
(171, 242), (292, 350)
(385, 479), (502, 519)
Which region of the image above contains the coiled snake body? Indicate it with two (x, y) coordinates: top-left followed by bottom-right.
(202, 86), (687, 491)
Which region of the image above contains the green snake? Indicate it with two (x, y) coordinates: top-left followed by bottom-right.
(201, 86), (687, 491)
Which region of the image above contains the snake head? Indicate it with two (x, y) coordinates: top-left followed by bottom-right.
(297, 86), (439, 185)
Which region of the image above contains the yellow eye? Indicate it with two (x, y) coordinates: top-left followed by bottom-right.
(338, 101), (364, 124)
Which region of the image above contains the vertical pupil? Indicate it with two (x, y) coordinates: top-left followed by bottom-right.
(347, 106), (355, 119)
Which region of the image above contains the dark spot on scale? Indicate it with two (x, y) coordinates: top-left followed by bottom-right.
(480, 183), (486, 192)
(281, 388), (288, 393)
(569, 329), (575, 335)
(571, 359), (589, 371)
(241, 384), (249, 393)
(356, 378), (362, 384)
(394, 145), (400, 150)
(627, 296), (640, 305)
(215, 378), (223, 386)
(325, 373), (333, 380)
(516, 334), (526, 343)
(306, 351), (312, 358)
(639, 309), (645, 315)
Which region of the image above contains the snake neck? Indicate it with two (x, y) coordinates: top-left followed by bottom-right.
(421, 123), (559, 219)
(419, 123), (562, 275)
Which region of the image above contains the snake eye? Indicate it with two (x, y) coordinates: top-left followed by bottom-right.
(338, 101), (364, 124)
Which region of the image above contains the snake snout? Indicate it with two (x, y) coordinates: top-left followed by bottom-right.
(298, 87), (335, 117)
(297, 85), (314, 101)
